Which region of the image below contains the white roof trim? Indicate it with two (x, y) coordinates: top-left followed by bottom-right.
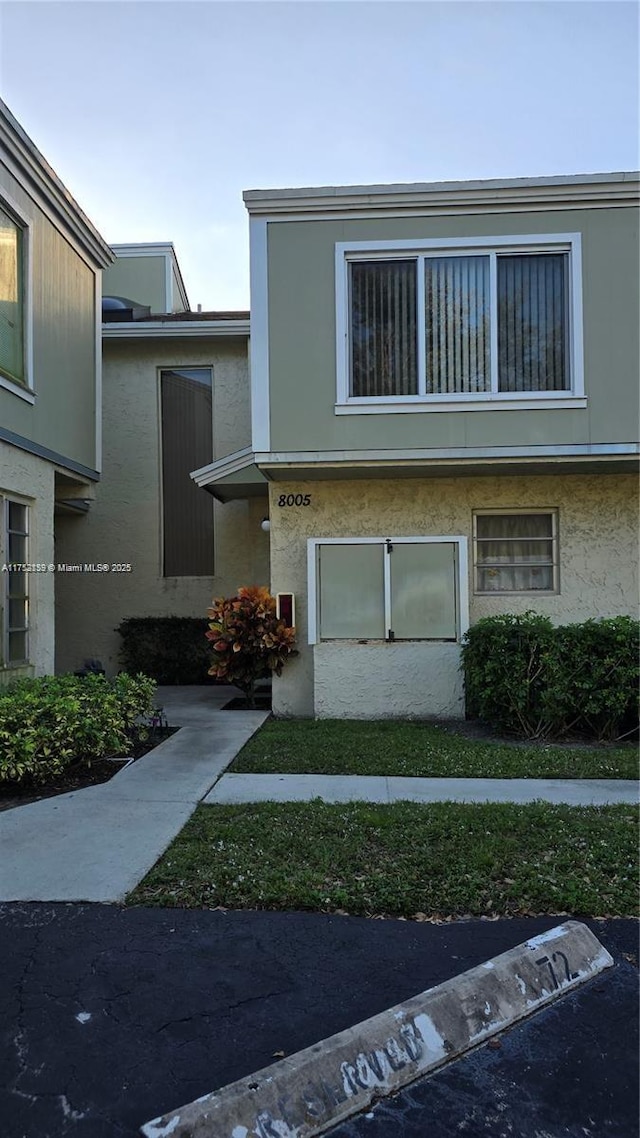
(243, 171), (639, 216)
(191, 447), (255, 486)
(253, 443), (640, 466)
(103, 319), (250, 339)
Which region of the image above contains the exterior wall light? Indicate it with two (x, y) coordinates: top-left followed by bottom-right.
(260, 517), (270, 532)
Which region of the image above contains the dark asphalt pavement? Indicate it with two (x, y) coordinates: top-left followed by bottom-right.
(1, 904), (637, 1138)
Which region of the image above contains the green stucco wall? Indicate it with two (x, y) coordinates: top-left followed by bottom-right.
(265, 207), (639, 453)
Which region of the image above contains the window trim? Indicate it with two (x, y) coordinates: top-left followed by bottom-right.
(307, 535), (469, 645)
(472, 508), (559, 596)
(335, 233), (584, 413)
(0, 190), (34, 400)
(3, 496), (30, 667)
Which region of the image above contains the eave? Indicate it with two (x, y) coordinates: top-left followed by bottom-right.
(243, 171), (640, 218)
(102, 319), (250, 340)
(0, 99), (113, 268)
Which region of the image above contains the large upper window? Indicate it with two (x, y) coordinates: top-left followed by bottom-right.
(337, 235), (583, 410)
(161, 367), (214, 577)
(0, 204), (25, 386)
(308, 537), (469, 644)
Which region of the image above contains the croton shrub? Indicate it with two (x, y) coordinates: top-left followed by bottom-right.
(206, 586), (297, 707)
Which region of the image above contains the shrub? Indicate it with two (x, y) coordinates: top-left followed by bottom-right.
(0, 673), (156, 786)
(206, 586), (297, 708)
(117, 617), (212, 684)
(462, 613), (639, 741)
(542, 617), (639, 741)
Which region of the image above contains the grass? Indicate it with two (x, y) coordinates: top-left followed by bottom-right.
(128, 800), (639, 918)
(229, 719), (638, 780)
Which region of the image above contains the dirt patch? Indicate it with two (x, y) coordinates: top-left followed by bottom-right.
(223, 696), (272, 712)
(427, 717), (632, 750)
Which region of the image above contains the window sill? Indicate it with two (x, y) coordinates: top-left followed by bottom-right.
(0, 373), (35, 404)
(474, 590), (559, 597)
(335, 396), (587, 415)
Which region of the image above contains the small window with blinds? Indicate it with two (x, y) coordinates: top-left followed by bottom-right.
(340, 236), (579, 406)
(0, 204), (25, 385)
(474, 510), (558, 594)
(161, 367), (214, 577)
(2, 499), (30, 665)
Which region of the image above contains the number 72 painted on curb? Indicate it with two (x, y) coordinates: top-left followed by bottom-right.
(535, 950), (579, 990)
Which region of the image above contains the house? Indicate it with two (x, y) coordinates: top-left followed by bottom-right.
(54, 243), (269, 675)
(0, 99), (112, 683)
(193, 173), (640, 719)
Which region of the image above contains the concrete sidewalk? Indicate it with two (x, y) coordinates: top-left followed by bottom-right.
(1, 687), (636, 903)
(206, 772), (639, 806)
(0, 686), (268, 904)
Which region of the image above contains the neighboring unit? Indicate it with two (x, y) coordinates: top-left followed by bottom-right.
(194, 173), (640, 719)
(55, 245), (269, 674)
(0, 99), (112, 681)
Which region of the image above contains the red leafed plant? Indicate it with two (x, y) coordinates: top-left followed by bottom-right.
(206, 586), (297, 708)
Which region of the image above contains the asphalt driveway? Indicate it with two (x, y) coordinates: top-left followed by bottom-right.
(1, 904), (637, 1138)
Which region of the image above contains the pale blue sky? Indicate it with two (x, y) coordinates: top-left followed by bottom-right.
(0, 1), (638, 308)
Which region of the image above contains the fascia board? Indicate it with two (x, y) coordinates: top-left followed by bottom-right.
(243, 173), (640, 217)
(0, 102), (113, 267)
(102, 320), (250, 339)
(191, 447), (255, 485)
(253, 444), (640, 466)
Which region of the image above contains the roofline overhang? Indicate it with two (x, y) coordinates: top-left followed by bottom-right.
(0, 99), (113, 267)
(102, 319), (250, 339)
(243, 171), (640, 217)
(190, 444), (639, 496)
(252, 444), (640, 469)
(191, 447), (256, 488)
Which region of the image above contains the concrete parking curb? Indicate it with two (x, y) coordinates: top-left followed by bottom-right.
(140, 920), (613, 1138)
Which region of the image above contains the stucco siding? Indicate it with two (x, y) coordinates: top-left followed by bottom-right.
(265, 206), (639, 454)
(269, 472), (638, 717)
(0, 441), (54, 679)
(314, 641), (464, 719)
(0, 161), (98, 472)
(55, 337), (269, 674)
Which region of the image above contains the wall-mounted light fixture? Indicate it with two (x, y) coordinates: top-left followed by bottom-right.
(260, 517), (270, 533)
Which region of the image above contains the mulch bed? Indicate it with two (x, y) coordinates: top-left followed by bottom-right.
(222, 696), (272, 711)
(0, 726), (178, 813)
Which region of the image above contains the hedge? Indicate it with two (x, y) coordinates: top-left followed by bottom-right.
(0, 672), (156, 786)
(117, 617), (213, 684)
(462, 613), (639, 741)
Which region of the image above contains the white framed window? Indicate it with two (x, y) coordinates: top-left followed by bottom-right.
(2, 498), (30, 665)
(0, 195), (33, 399)
(307, 536), (469, 644)
(335, 234), (584, 414)
(473, 509), (558, 595)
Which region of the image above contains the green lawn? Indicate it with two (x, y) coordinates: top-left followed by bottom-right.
(229, 719), (638, 780)
(128, 801), (639, 918)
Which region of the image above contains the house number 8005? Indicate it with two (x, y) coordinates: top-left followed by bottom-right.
(278, 494), (311, 507)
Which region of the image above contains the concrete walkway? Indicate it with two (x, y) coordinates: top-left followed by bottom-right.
(1, 686), (637, 903)
(206, 773), (639, 807)
(0, 686), (268, 904)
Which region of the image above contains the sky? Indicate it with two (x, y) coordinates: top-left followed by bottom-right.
(0, 0), (638, 310)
